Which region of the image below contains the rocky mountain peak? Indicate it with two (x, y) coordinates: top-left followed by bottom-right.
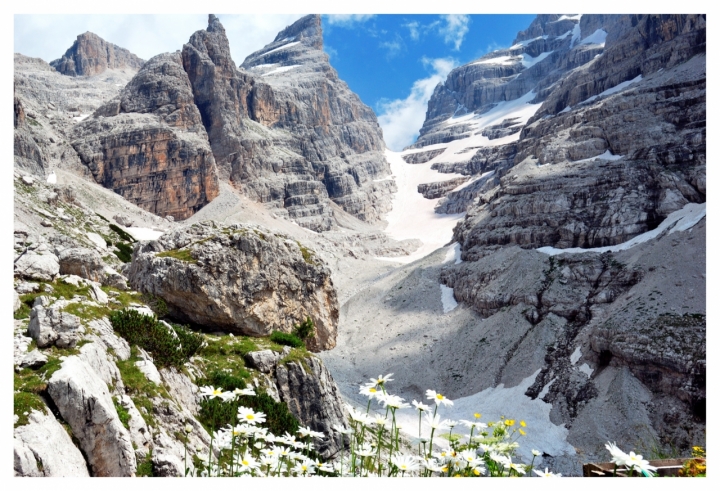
(273, 14), (323, 50)
(512, 14), (578, 43)
(207, 14), (224, 34)
(50, 31), (145, 77)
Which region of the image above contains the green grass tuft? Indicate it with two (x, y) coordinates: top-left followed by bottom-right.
(269, 331), (304, 348)
(115, 400), (131, 429)
(156, 249), (196, 263)
(296, 242), (316, 265)
(195, 370), (300, 437)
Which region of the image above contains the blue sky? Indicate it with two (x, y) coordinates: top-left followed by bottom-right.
(14, 13), (536, 150)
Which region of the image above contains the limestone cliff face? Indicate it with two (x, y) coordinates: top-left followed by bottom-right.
(71, 53), (220, 220)
(420, 14), (706, 462)
(51, 32), (145, 77)
(182, 14), (394, 231)
(446, 15), (706, 253)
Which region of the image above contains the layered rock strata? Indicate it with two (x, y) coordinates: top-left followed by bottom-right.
(71, 52), (220, 219)
(51, 31), (145, 77)
(127, 221), (339, 351)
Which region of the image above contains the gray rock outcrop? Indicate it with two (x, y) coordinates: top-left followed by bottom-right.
(401, 13), (705, 471)
(275, 357), (349, 458)
(28, 302), (82, 348)
(127, 221), (339, 351)
(244, 349), (349, 458)
(50, 31), (145, 77)
(14, 409), (90, 477)
(47, 356), (137, 476)
(14, 251), (59, 281)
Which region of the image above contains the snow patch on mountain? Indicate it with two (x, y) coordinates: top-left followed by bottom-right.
(538, 202), (706, 256)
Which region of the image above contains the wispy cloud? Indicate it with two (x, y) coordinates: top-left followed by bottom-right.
(377, 57), (458, 151)
(325, 14), (375, 27)
(379, 34), (404, 59)
(404, 21), (420, 41)
(323, 44), (338, 60)
(438, 14), (470, 51)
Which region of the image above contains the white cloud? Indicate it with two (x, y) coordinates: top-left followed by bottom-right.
(377, 57), (457, 151)
(325, 14), (375, 26)
(438, 14), (470, 51)
(404, 21), (420, 41)
(14, 14), (303, 65)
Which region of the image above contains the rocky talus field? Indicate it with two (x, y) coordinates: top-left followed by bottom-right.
(14, 14), (704, 477)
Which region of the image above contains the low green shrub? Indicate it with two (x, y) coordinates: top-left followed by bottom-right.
(196, 370), (299, 437)
(269, 331), (304, 348)
(114, 242), (134, 263)
(292, 317), (315, 340)
(109, 309), (204, 368)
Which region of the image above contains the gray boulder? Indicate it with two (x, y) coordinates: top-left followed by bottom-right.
(47, 356), (136, 476)
(14, 291), (21, 312)
(101, 268), (129, 290)
(113, 214), (134, 227)
(14, 251), (59, 281)
(19, 349), (48, 369)
(128, 221), (339, 351)
(14, 409), (90, 477)
(244, 349), (281, 373)
(58, 247), (105, 282)
(28, 304), (82, 348)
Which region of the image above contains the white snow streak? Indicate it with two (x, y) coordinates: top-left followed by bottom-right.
(46, 172), (57, 184)
(376, 149), (465, 264)
(260, 41), (300, 57)
(579, 75), (643, 105)
(521, 51), (553, 68)
(440, 285), (458, 313)
(538, 202), (706, 256)
(578, 363), (594, 377)
(580, 29), (608, 46)
(125, 227), (164, 241)
(263, 65), (300, 76)
(556, 14), (582, 22)
(443, 242), (463, 265)
(472, 55), (517, 66)
(570, 23), (581, 48)
(572, 150), (624, 163)
(570, 347), (582, 365)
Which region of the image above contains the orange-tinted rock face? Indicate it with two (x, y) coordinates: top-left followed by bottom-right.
(72, 52), (219, 219)
(74, 121), (218, 219)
